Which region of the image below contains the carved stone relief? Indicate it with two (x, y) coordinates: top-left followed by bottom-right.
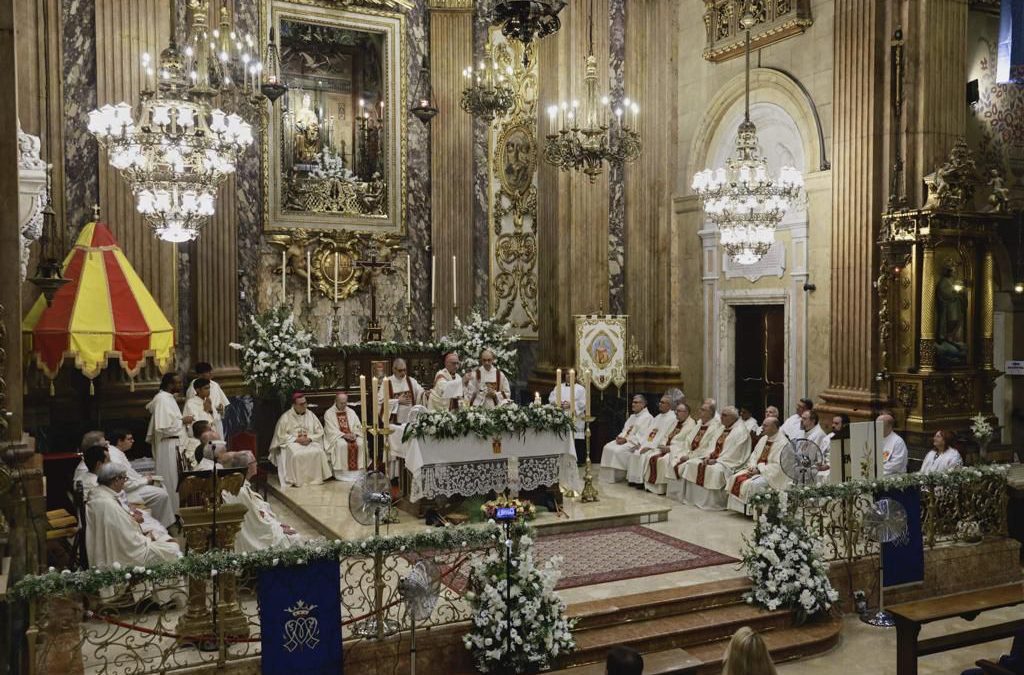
(18, 124), (47, 282)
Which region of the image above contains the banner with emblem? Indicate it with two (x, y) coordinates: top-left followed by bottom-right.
(575, 315), (627, 391)
(258, 560), (342, 674)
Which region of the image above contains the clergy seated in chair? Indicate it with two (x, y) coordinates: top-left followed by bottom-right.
(658, 401), (722, 497)
(197, 428), (256, 475)
(725, 418), (790, 514)
(645, 402), (701, 495)
(626, 391), (683, 486)
(75, 444), (109, 495)
(270, 393), (331, 487)
(600, 395), (653, 483)
(86, 463), (182, 602)
(679, 406), (752, 510)
(221, 481), (302, 553)
(73, 430), (175, 529)
(324, 391), (366, 482)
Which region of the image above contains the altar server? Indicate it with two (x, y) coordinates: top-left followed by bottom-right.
(270, 393), (331, 487)
(222, 480), (302, 553)
(600, 395), (653, 482)
(548, 375), (588, 463)
(920, 429), (963, 474)
(378, 358), (426, 424)
(428, 352), (468, 411)
(145, 373), (190, 513)
(324, 391), (366, 481)
(466, 349), (512, 408)
(879, 414), (908, 475)
(781, 398), (813, 440)
(186, 362), (229, 437)
(725, 418), (789, 507)
(183, 378), (222, 439)
(679, 406), (752, 509)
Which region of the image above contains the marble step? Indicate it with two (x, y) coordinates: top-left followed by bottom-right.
(684, 615), (844, 674)
(559, 602), (793, 668)
(568, 577), (751, 631)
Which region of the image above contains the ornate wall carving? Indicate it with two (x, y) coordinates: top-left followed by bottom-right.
(701, 0), (813, 63)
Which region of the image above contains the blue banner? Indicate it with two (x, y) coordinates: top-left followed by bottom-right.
(878, 487), (924, 587)
(258, 560), (343, 674)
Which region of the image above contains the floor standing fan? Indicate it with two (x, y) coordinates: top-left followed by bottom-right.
(349, 471), (399, 638)
(398, 560), (440, 675)
(780, 438), (825, 487)
(861, 497), (909, 627)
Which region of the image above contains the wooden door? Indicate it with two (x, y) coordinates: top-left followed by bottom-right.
(734, 305), (785, 421)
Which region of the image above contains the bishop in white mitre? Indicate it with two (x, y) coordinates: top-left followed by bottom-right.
(324, 391), (366, 481)
(600, 395), (653, 482)
(378, 358), (426, 424)
(465, 349), (511, 408)
(270, 393), (331, 487)
(145, 373), (190, 513)
(222, 481), (302, 552)
(626, 394), (679, 485)
(186, 362), (230, 437)
(428, 352), (467, 412)
(680, 406), (752, 510)
(183, 377), (222, 439)
(725, 417), (790, 510)
(86, 463), (182, 603)
(645, 403), (700, 495)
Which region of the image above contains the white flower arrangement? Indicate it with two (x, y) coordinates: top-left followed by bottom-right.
(402, 404), (574, 442)
(970, 413), (993, 442)
(230, 306), (322, 400)
(741, 511), (839, 621)
(310, 149), (357, 182)
(463, 533), (576, 673)
(442, 311), (519, 377)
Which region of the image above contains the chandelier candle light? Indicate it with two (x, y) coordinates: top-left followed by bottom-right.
(88, 1), (255, 243)
(691, 11), (803, 265)
(543, 0), (641, 182)
(460, 42), (516, 122)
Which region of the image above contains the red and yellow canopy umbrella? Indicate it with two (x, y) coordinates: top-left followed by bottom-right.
(22, 221), (175, 393)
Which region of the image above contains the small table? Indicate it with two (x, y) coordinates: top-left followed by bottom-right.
(889, 583), (1024, 675)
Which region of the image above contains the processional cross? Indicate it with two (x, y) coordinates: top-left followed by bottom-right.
(354, 248), (393, 341)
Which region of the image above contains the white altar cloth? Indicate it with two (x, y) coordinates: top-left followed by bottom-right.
(392, 428), (582, 502)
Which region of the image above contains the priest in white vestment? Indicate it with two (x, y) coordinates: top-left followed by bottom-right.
(780, 398), (813, 440)
(646, 402), (701, 495)
(739, 407), (759, 435)
(86, 464), (182, 602)
(920, 430), (963, 474)
(465, 349), (512, 408)
(146, 373), (190, 513)
(549, 378), (587, 463)
(879, 414), (908, 475)
(222, 481), (302, 552)
(186, 362), (229, 437)
(324, 391), (366, 481)
(795, 411), (832, 485)
(270, 393), (331, 487)
(428, 352), (468, 412)
(726, 418), (790, 511)
(626, 394), (679, 485)
(183, 378), (222, 439)
(661, 401), (722, 490)
(680, 406), (752, 509)
(378, 358), (426, 424)
(600, 395), (653, 482)
(756, 406), (780, 436)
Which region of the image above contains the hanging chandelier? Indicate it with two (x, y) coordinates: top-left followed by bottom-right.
(691, 11), (803, 265)
(87, 1), (254, 243)
(461, 42), (516, 122)
(542, 0), (641, 182)
(491, 0), (566, 49)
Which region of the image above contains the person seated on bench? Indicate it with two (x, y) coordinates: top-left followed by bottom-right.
(961, 628), (1024, 675)
(722, 626), (778, 675)
(606, 646), (644, 675)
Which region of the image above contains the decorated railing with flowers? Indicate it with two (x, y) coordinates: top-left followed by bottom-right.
(20, 523), (532, 675)
(748, 465), (1010, 563)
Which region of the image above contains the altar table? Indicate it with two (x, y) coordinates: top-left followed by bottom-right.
(392, 429), (583, 503)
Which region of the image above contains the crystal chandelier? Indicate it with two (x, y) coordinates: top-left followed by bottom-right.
(461, 42), (516, 122)
(87, 2), (254, 243)
(691, 12), (803, 265)
(542, 1), (641, 182)
(492, 0), (566, 49)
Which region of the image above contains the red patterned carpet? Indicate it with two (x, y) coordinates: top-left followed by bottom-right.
(440, 525), (737, 592)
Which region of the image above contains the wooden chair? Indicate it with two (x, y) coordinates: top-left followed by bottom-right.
(974, 660), (1016, 675)
(230, 431), (268, 497)
(69, 481), (88, 569)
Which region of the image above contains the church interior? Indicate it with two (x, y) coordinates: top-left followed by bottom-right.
(2, 0), (1024, 673)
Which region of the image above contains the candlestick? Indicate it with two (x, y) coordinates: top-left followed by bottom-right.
(359, 375), (368, 430)
(333, 252), (339, 302)
(555, 368), (562, 406)
(569, 369), (576, 420)
(306, 250), (312, 303)
(281, 250), (287, 301)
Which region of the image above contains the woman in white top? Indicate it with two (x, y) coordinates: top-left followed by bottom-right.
(920, 429), (963, 474)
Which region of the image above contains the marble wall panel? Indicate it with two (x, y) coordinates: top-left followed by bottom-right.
(607, 0), (625, 315)
(61, 0), (98, 237)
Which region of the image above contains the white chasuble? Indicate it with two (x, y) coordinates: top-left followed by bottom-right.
(725, 432), (790, 500)
(428, 369), (464, 412)
(145, 390), (187, 513)
(600, 409), (653, 472)
(85, 485), (182, 573)
(378, 375), (426, 424)
(646, 416), (699, 487)
(324, 404), (366, 481)
(270, 408), (331, 487)
(466, 367), (511, 408)
(680, 423), (753, 490)
(222, 482), (302, 553)
(626, 411), (677, 484)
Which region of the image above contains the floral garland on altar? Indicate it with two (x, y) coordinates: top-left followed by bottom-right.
(14, 522), (526, 600)
(402, 405), (574, 442)
(230, 305), (321, 400)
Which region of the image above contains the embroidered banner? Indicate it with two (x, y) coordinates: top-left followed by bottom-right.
(258, 560), (343, 674)
(575, 314), (627, 391)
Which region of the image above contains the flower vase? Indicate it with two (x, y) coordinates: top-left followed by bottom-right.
(978, 437), (990, 460)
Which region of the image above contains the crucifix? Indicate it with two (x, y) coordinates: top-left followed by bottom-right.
(354, 247), (393, 341)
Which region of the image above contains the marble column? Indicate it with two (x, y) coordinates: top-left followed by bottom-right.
(406, 0), (432, 339)
(983, 248), (994, 369)
(607, 0), (625, 315)
(234, 0), (262, 332)
(61, 0), (98, 237)
(1, 0), (23, 439)
(820, 0), (889, 417)
(470, 5), (490, 314)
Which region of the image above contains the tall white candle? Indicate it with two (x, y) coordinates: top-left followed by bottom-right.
(555, 368), (562, 406)
(431, 255), (436, 307)
(452, 255), (457, 307)
(333, 252), (339, 302)
(569, 369), (576, 419)
(371, 376), (379, 431)
(306, 250), (312, 303)
(584, 369), (592, 417)
(406, 253), (412, 307)
(359, 375), (368, 430)
(281, 250), (287, 301)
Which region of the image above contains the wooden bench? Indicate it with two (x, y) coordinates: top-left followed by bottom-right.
(888, 583), (1024, 675)
(545, 648), (701, 675)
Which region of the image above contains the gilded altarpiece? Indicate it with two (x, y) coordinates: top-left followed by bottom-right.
(488, 35), (539, 339)
(878, 140), (1010, 447)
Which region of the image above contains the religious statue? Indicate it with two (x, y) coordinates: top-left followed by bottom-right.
(293, 93), (321, 165)
(284, 240), (311, 283)
(988, 169), (1010, 213)
(935, 260), (967, 367)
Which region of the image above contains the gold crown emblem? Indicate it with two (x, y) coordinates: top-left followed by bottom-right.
(285, 600), (317, 618)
